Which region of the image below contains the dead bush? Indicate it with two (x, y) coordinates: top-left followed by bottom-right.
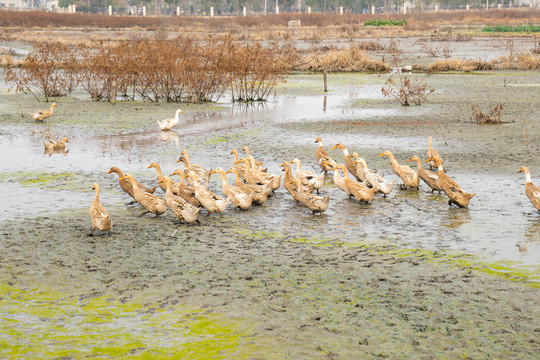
(5, 42), (77, 102)
(381, 43), (434, 106)
(471, 104), (505, 124)
(298, 44), (389, 72)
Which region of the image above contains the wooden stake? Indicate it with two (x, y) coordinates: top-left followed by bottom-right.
(323, 70), (327, 92)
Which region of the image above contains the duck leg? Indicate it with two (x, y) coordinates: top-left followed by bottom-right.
(139, 210), (150, 217)
(87, 227), (96, 236)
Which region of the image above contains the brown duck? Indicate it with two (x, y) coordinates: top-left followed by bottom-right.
(426, 155), (476, 208)
(517, 166), (540, 211)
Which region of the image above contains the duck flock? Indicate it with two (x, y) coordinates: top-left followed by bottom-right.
(29, 105), (540, 236)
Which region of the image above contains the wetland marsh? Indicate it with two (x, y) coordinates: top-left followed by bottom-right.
(1, 68), (540, 358)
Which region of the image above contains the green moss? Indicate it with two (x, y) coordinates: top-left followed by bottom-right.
(237, 229), (540, 288)
(0, 279), (260, 359)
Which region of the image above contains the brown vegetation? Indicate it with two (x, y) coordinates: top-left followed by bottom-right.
(298, 44), (389, 72)
(4, 35), (291, 103)
(1, 9), (539, 32)
(5, 43), (77, 102)
(471, 104), (505, 124)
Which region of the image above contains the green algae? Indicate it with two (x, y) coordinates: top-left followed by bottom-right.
(0, 279), (258, 359)
(0, 170), (87, 191)
(238, 229), (540, 288)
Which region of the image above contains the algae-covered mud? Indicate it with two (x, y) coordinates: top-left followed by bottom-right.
(1, 71), (539, 358)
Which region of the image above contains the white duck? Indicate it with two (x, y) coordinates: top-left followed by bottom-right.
(157, 109), (184, 131)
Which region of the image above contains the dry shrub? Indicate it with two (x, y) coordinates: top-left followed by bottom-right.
(299, 44), (389, 72)
(489, 53), (540, 70)
(5, 42), (77, 102)
(6, 35), (291, 103)
(356, 40), (385, 51)
(471, 104), (504, 125)
(427, 59), (488, 72)
(0, 54), (13, 67)
(225, 41), (293, 102)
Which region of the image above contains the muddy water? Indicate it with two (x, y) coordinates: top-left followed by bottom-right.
(1, 71), (540, 358)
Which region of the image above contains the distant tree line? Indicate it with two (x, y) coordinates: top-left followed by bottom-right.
(57, 0), (508, 15)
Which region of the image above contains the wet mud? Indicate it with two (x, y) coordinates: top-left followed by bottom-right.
(1, 70), (540, 358)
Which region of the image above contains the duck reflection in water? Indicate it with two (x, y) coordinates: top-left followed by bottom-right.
(158, 130), (180, 147)
(43, 148), (69, 157)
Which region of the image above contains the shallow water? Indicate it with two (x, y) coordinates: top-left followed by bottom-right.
(1, 72), (539, 270)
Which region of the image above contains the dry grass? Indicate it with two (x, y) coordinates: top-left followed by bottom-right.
(471, 104), (505, 124)
(1, 9), (539, 32)
(428, 53), (540, 72)
(298, 44), (389, 72)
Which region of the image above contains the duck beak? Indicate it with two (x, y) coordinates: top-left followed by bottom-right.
(424, 158), (431, 163)
(118, 177), (125, 181)
(106, 170), (112, 174)
(517, 169), (522, 173)
(406, 159), (412, 162)
(91, 185), (96, 190)
(330, 145), (337, 150)
(147, 165), (152, 168)
(158, 178), (164, 183)
(352, 160), (357, 164)
(378, 153), (385, 157)
(210, 170), (216, 175)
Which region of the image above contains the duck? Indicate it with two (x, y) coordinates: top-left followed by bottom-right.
(331, 143), (361, 181)
(293, 178), (330, 215)
(226, 167), (269, 205)
(185, 171), (229, 216)
(212, 168), (253, 210)
(107, 167), (156, 200)
(88, 182), (112, 236)
(242, 146), (267, 172)
(315, 136), (338, 173)
(289, 158), (324, 193)
(425, 155), (476, 208)
(349, 152), (378, 182)
(379, 150), (419, 190)
(336, 164), (376, 203)
(353, 158), (394, 197)
(29, 103), (57, 122)
(407, 156), (442, 193)
(230, 149), (247, 180)
(148, 162), (176, 193)
(517, 166), (540, 211)
(235, 158), (274, 195)
(118, 174), (168, 216)
(176, 149), (211, 188)
(427, 136), (442, 170)
(280, 161), (314, 203)
(246, 155), (281, 191)
(329, 162), (349, 195)
(157, 109), (184, 131)
(43, 137), (69, 151)
(159, 176), (200, 224)
(170, 169), (201, 207)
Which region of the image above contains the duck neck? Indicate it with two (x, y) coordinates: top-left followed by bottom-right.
(232, 150), (238, 162)
(112, 168), (123, 177)
(219, 172), (229, 185)
(342, 148), (349, 156)
(154, 164), (163, 177)
(525, 172), (532, 183)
